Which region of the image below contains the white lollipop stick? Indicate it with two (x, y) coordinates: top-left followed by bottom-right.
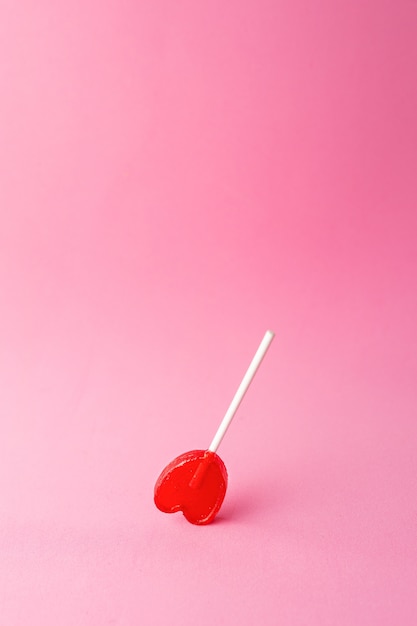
(208, 330), (275, 453)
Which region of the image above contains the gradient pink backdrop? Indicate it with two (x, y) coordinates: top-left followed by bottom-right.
(1, 1), (416, 625)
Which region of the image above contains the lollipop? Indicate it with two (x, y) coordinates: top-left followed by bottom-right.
(154, 330), (275, 525)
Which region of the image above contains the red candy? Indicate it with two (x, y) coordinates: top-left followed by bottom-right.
(154, 331), (274, 526)
(154, 450), (228, 525)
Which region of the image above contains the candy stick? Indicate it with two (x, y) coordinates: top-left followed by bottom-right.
(208, 330), (275, 453)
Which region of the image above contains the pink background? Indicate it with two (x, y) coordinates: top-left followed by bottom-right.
(1, 1), (416, 624)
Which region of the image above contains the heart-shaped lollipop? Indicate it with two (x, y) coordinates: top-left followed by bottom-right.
(154, 330), (274, 525)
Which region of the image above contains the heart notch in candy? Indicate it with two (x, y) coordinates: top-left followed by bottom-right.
(154, 330), (274, 525)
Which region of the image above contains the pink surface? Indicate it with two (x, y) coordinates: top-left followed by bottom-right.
(1, 1), (417, 624)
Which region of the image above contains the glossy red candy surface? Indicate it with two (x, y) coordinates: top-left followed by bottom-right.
(154, 450), (228, 525)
